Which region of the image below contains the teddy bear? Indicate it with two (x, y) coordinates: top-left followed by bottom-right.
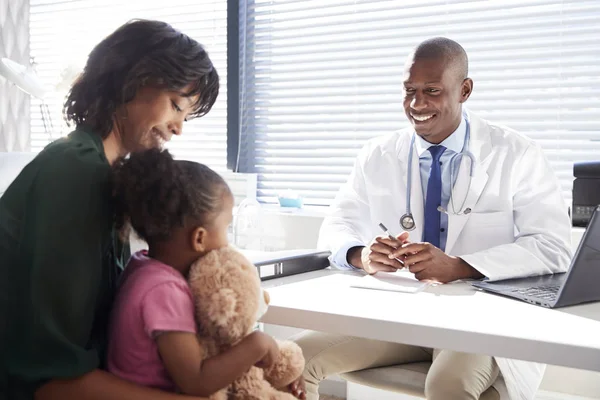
(188, 246), (306, 400)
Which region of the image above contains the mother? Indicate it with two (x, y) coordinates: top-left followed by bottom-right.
(0, 19), (219, 400)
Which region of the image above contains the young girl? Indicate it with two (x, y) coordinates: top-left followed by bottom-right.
(106, 149), (304, 398)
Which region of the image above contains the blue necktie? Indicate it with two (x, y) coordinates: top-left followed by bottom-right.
(424, 145), (446, 248)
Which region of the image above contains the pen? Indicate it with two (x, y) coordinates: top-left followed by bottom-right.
(378, 223), (396, 241)
(378, 223), (405, 266)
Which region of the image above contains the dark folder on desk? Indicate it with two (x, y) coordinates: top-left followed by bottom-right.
(247, 249), (331, 281)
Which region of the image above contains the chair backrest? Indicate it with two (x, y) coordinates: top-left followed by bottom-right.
(0, 152), (37, 196)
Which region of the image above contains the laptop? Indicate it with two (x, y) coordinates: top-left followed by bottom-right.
(471, 205), (600, 308)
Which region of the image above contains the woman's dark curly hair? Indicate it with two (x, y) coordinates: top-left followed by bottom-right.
(64, 19), (219, 138)
(113, 149), (231, 243)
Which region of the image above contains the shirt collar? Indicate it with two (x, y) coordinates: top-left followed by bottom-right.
(414, 117), (467, 157)
(70, 126), (108, 164)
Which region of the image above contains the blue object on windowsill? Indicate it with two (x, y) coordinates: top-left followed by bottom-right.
(278, 194), (303, 208)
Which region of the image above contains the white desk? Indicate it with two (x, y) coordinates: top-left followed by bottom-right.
(261, 269), (600, 372)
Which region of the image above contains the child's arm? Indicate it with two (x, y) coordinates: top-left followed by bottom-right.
(155, 330), (280, 397)
(35, 369), (208, 400)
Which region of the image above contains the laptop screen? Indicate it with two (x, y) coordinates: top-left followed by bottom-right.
(556, 205), (600, 307)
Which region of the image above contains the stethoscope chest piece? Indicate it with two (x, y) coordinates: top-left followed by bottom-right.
(400, 213), (416, 231)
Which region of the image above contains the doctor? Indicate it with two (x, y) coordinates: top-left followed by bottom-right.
(294, 37), (572, 400)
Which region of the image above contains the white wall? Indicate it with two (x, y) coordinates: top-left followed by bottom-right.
(0, 0), (31, 152)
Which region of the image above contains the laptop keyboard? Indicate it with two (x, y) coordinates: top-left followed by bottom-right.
(512, 285), (561, 301)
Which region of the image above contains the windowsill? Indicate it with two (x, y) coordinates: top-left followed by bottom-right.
(237, 204), (592, 238)
(234, 203), (329, 218)
(259, 204), (329, 218)
(236, 203), (587, 248)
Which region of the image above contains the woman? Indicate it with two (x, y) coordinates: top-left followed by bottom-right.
(0, 19), (219, 400)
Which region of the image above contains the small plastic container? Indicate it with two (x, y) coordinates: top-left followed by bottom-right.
(277, 190), (303, 208)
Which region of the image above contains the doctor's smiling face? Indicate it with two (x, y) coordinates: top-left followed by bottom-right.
(402, 38), (473, 144)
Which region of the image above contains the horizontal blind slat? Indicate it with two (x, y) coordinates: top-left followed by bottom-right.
(242, 0), (600, 206)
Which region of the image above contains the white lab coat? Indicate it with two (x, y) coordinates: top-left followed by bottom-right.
(318, 110), (572, 400)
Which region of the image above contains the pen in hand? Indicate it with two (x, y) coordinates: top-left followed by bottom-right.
(378, 223), (405, 267)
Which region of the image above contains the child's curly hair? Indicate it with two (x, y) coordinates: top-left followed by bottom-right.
(113, 148), (231, 243)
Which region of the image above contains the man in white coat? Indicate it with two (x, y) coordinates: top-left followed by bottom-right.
(294, 37), (572, 400)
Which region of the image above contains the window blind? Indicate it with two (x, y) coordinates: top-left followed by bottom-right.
(29, 0), (228, 172)
(239, 0), (600, 207)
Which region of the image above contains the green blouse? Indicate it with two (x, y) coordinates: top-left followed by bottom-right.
(0, 128), (129, 399)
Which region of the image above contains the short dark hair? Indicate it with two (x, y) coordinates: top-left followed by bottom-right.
(412, 37), (468, 80)
(64, 19), (219, 138)
(113, 149), (231, 243)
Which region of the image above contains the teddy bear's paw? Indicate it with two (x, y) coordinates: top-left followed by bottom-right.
(268, 389), (299, 400)
(207, 389), (228, 400)
(264, 340), (306, 388)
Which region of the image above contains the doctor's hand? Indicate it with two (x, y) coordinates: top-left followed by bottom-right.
(281, 376), (306, 399)
(388, 242), (484, 283)
(347, 233), (411, 274)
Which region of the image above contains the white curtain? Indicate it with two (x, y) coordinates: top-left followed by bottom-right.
(0, 0), (30, 152)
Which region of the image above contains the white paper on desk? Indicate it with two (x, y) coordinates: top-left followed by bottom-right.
(350, 269), (429, 293)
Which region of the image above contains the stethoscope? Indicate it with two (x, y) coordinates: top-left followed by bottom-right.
(400, 116), (476, 231)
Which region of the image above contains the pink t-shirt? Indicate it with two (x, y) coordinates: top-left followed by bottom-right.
(107, 251), (197, 391)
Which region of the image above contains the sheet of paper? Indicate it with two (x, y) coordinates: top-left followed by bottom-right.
(350, 269), (429, 293)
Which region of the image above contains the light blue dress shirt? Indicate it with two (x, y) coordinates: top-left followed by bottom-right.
(414, 117), (467, 251)
(332, 117), (467, 270)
